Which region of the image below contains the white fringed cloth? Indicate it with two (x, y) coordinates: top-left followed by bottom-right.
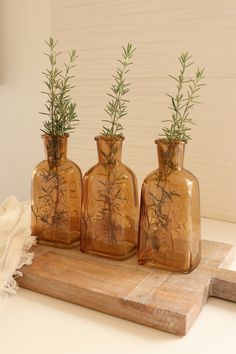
(0, 196), (36, 300)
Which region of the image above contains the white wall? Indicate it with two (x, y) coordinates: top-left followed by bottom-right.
(52, 0), (236, 223)
(0, 0), (50, 201)
(0, 0), (236, 223)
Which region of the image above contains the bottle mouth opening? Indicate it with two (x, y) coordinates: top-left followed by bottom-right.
(155, 138), (187, 145)
(95, 135), (125, 142)
(42, 133), (69, 139)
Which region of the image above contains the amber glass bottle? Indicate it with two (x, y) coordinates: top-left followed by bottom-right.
(138, 139), (201, 273)
(31, 134), (82, 248)
(81, 136), (139, 260)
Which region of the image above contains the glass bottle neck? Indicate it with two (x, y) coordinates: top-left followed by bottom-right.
(43, 135), (68, 163)
(156, 140), (185, 170)
(96, 136), (123, 165)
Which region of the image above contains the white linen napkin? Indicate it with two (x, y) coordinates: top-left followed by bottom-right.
(0, 196), (36, 299)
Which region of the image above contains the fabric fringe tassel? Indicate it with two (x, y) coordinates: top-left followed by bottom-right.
(0, 235), (37, 300)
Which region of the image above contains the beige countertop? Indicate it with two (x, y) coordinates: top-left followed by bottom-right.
(0, 217), (236, 354)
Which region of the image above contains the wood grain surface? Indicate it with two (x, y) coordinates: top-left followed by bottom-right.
(51, 0), (236, 222)
(18, 239), (236, 335)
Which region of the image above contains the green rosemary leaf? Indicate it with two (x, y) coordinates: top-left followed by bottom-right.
(101, 43), (135, 138)
(168, 75), (179, 82)
(39, 37), (79, 136)
(161, 51), (205, 142)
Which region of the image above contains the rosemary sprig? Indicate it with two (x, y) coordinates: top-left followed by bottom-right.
(101, 43), (135, 138)
(40, 37), (79, 136)
(161, 52), (205, 142)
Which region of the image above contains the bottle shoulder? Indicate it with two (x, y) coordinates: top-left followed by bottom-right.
(143, 168), (159, 184)
(121, 163), (137, 180)
(181, 168), (198, 181)
(65, 159), (82, 175)
(142, 167), (199, 187)
(83, 162), (137, 184)
(32, 159), (82, 178)
(83, 163), (100, 178)
(32, 160), (47, 174)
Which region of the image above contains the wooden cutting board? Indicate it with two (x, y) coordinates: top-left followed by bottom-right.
(18, 239), (236, 335)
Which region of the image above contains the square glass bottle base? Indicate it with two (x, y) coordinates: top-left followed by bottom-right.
(138, 257), (201, 274)
(80, 245), (137, 261)
(38, 239), (80, 249)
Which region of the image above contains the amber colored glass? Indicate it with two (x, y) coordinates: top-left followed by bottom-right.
(81, 136), (139, 260)
(138, 139), (201, 273)
(31, 134), (82, 248)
